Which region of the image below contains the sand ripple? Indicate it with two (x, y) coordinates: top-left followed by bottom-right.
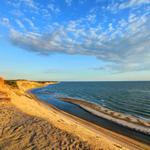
(0, 100), (90, 150)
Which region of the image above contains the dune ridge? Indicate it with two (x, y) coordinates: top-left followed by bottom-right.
(0, 79), (90, 150)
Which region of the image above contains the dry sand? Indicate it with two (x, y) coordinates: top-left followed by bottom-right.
(0, 97), (89, 150)
(0, 78), (149, 150)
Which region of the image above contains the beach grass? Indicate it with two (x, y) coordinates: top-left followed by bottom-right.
(5, 80), (18, 89)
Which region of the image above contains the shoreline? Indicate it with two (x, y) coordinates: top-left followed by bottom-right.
(60, 97), (150, 135)
(0, 89), (90, 149)
(1, 80), (150, 149)
(29, 88), (150, 149)
(29, 91), (150, 150)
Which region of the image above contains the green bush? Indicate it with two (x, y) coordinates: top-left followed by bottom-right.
(5, 80), (18, 88)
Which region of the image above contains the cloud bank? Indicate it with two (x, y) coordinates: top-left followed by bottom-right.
(1, 0), (150, 73)
(10, 13), (150, 72)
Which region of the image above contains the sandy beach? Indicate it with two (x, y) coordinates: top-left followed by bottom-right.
(0, 78), (149, 150)
(0, 96), (90, 150)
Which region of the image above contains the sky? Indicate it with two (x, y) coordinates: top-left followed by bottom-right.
(0, 0), (150, 81)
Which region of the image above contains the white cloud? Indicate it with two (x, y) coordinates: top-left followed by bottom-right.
(24, 18), (38, 30)
(119, 0), (150, 9)
(79, 0), (87, 4)
(7, 0), (39, 14)
(2, 0), (149, 73)
(0, 17), (10, 27)
(22, 0), (39, 10)
(47, 4), (60, 14)
(9, 12), (150, 72)
(25, 18), (34, 27)
(87, 14), (96, 22)
(106, 0), (150, 12)
(11, 9), (24, 17)
(8, 0), (37, 9)
(65, 0), (72, 6)
(15, 19), (25, 29)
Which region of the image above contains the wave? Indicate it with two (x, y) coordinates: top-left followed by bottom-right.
(60, 97), (150, 135)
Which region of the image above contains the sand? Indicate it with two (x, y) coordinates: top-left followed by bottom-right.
(0, 99), (90, 150)
(0, 80), (89, 149)
(0, 79), (149, 150)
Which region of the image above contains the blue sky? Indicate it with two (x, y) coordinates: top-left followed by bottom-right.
(0, 0), (150, 81)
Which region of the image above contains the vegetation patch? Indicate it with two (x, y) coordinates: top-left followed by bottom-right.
(5, 80), (18, 89)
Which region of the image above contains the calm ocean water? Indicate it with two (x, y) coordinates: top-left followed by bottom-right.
(34, 81), (150, 120)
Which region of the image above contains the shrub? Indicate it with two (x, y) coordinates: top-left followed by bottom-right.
(5, 80), (18, 88)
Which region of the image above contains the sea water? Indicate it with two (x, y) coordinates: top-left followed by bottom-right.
(33, 81), (150, 120)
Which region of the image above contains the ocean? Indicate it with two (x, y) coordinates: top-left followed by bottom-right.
(33, 81), (150, 120)
(31, 81), (150, 144)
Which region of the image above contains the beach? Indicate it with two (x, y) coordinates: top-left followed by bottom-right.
(0, 78), (149, 150)
(0, 96), (89, 149)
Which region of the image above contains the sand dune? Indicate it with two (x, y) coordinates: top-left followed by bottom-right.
(0, 90), (90, 150)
